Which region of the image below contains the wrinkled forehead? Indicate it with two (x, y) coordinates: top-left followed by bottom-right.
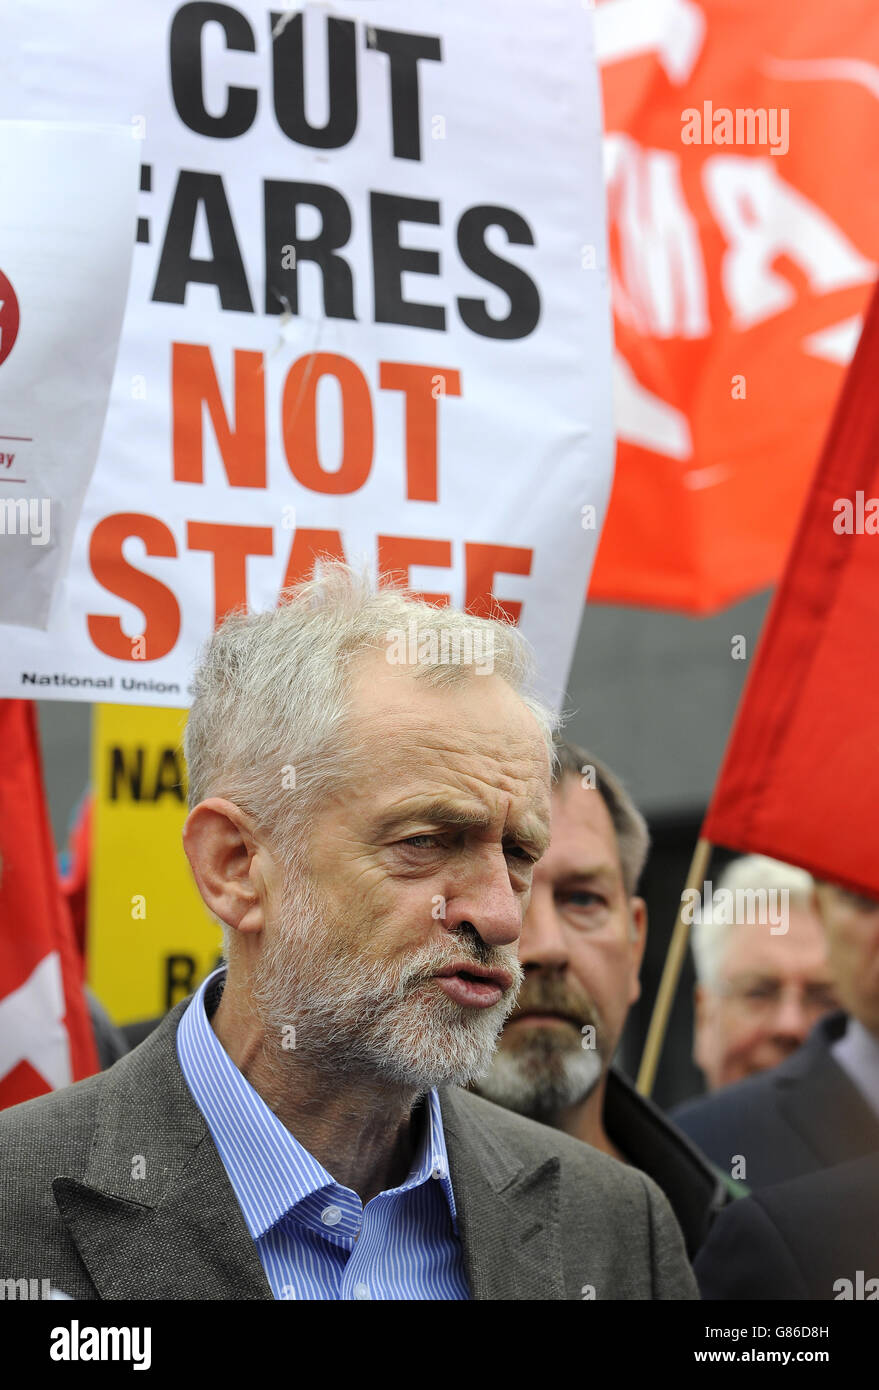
(344, 657), (552, 819)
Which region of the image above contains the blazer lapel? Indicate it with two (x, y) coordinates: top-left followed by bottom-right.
(53, 1001), (272, 1301)
(439, 1087), (566, 1300)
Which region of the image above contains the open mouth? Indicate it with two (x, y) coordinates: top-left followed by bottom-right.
(432, 962), (512, 1009)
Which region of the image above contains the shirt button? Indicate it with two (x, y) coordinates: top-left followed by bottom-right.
(353, 1282), (371, 1300)
(432, 1164), (445, 1180)
(320, 1204), (343, 1227)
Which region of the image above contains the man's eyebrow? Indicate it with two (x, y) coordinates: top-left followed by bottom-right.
(504, 822), (550, 857)
(374, 799), (548, 851)
(556, 863), (619, 883)
(374, 801), (493, 837)
(726, 973), (779, 987)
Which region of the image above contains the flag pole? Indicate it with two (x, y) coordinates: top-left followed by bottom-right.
(636, 836), (712, 1097)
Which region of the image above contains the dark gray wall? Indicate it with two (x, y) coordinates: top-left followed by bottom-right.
(561, 589), (771, 815)
(37, 699), (92, 851)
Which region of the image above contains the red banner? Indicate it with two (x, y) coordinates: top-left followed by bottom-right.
(703, 281), (879, 894)
(592, 0), (879, 611)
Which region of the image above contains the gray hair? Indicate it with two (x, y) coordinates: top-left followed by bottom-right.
(551, 740), (650, 897)
(184, 561), (556, 866)
(691, 854), (815, 987)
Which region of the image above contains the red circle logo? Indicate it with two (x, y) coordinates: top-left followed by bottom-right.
(0, 270), (20, 367)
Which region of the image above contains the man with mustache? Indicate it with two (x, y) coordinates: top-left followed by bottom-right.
(0, 567), (697, 1300)
(473, 741), (728, 1257)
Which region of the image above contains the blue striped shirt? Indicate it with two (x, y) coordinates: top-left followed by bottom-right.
(176, 968), (469, 1300)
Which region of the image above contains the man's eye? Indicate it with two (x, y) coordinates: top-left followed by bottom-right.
(564, 891), (604, 908)
(401, 835), (440, 850)
(505, 845), (535, 863)
(744, 982), (777, 1001)
(807, 989), (839, 1012)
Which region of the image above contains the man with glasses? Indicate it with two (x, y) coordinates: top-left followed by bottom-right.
(688, 855), (838, 1092)
(674, 866), (879, 1191)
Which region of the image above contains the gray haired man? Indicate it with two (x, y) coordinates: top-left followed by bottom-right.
(0, 566), (696, 1300)
(688, 855), (837, 1092)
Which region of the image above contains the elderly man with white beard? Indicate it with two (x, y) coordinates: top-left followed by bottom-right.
(473, 742), (729, 1258)
(0, 566), (697, 1300)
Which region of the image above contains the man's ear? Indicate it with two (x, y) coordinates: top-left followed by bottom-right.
(183, 798), (270, 933)
(627, 896), (648, 1005)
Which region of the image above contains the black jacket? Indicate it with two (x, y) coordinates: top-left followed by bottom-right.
(605, 1066), (730, 1258)
(694, 1151), (879, 1300)
(672, 1013), (879, 1190)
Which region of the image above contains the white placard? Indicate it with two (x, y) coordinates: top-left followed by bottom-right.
(0, 121), (138, 628)
(0, 0), (613, 709)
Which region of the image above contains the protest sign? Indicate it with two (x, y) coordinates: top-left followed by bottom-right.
(1, 1), (613, 710)
(0, 121), (137, 627)
(88, 703), (220, 1024)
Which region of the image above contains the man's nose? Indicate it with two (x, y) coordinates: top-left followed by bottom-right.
(518, 884), (569, 969)
(444, 856), (523, 949)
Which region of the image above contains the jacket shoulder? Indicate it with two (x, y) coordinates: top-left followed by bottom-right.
(0, 1001), (190, 1197)
(671, 1059), (788, 1146)
(0, 1068), (107, 1179)
(0, 1069), (111, 1295)
(0, 1003), (193, 1298)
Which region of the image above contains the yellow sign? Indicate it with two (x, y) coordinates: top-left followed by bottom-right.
(88, 704), (223, 1025)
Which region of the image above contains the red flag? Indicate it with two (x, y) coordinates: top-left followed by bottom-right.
(590, 0), (879, 611)
(703, 280), (879, 894)
(0, 700), (99, 1108)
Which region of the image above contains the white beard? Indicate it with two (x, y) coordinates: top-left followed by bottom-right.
(249, 870), (524, 1092)
(472, 1032), (605, 1119)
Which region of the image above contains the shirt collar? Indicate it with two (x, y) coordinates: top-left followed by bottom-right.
(176, 967), (458, 1239)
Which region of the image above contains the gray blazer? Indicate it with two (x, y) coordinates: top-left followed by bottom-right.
(0, 999), (698, 1300)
